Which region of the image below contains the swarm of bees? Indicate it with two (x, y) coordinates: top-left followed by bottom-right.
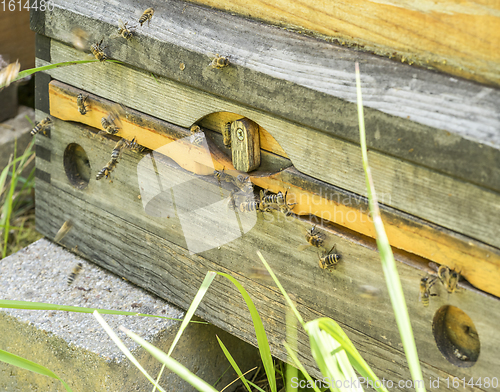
(211, 54), (230, 69)
(96, 137), (145, 181)
(418, 264), (461, 307)
(31, 117), (52, 136)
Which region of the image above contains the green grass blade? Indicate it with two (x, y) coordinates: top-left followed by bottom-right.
(286, 308), (298, 392)
(152, 271), (216, 391)
(216, 272), (277, 392)
(0, 349), (72, 391)
(0, 299), (191, 321)
(93, 311), (167, 392)
(246, 380), (268, 392)
(316, 318), (386, 392)
(0, 60), (122, 89)
(216, 335), (252, 392)
(256, 251), (304, 326)
(355, 62), (425, 392)
(121, 326), (219, 392)
(282, 342), (322, 392)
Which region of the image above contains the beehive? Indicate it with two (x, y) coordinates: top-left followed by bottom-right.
(31, 1), (500, 390)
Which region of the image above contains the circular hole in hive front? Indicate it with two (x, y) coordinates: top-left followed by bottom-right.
(63, 143), (91, 189)
(432, 305), (480, 367)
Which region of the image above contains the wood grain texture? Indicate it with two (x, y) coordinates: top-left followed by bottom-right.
(34, 112), (500, 391)
(186, 0), (500, 87)
(31, 2), (500, 193)
(47, 80), (500, 298)
(39, 50), (500, 251)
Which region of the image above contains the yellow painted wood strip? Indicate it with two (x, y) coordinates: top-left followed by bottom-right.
(189, 0), (500, 86)
(48, 81), (500, 298)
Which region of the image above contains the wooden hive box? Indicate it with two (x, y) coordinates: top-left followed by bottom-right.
(31, 1), (500, 390)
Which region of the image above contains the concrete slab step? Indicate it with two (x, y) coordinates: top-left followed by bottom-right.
(0, 239), (260, 391)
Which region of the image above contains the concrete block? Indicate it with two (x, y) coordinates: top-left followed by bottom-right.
(0, 239), (260, 391)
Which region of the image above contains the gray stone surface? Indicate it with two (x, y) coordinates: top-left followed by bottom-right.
(0, 239), (260, 391)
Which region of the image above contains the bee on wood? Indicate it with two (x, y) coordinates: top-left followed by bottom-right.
(96, 158), (118, 180)
(419, 276), (438, 307)
(68, 262), (83, 285)
(77, 93), (89, 115)
(318, 245), (341, 269)
(31, 117), (52, 136)
(129, 137), (146, 153)
(298, 225), (325, 251)
(139, 8), (154, 27)
(261, 190), (284, 206)
(110, 138), (133, 160)
(239, 200), (262, 213)
(189, 125), (205, 146)
(222, 122), (231, 148)
(437, 265), (460, 294)
(100, 115), (119, 135)
(210, 54), (230, 69)
(90, 39), (107, 62)
(117, 19), (136, 40)
(54, 220), (73, 243)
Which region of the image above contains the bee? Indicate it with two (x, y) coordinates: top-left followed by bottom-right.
(54, 220), (73, 243)
(453, 348), (469, 361)
(110, 138), (132, 160)
(129, 137), (146, 153)
(68, 262), (83, 285)
(261, 190), (284, 205)
(100, 115), (119, 135)
(77, 93), (89, 115)
(117, 19), (136, 40)
(210, 54), (230, 69)
(190, 125), (205, 146)
(31, 117), (52, 136)
(222, 122), (231, 148)
(96, 158), (118, 180)
(419, 276), (438, 307)
(239, 200), (261, 213)
(139, 8), (154, 27)
(298, 225), (325, 251)
(90, 39), (107, 62)
(437, 265), (459, 294)
(318, 245), (341, 269)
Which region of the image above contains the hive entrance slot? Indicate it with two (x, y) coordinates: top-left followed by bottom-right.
(63, 143), (91, 189)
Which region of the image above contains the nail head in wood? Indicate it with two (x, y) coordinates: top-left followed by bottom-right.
(231, 118), (260, 172)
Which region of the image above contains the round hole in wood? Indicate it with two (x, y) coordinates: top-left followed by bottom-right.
(63, 143), (91, 189)
(432, 305), (480, 367)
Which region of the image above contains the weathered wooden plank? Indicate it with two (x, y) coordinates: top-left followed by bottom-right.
(46, 80), (500, 298)
(186, 0), (500, 88)
(34, 112), (500, 390)
(37, 50), (500, 250)
(30, 4), (500, 193)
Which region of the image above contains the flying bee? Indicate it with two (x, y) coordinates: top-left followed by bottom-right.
(239, 200), (262, 213)
(31, 117), (52, 136)
(437, 265), (460, 294)
(210, 54), (230, 69)
(110, 138), (134, 161)
(189, 125), (205, 146)
(117, 19), (136, 40)
(419, 276), (438, 307)
(298, 225), (325, 251)
(54, 220), (73, 243)
(90, 39), (107, 62)
(100, 115), (119, 135)
(68, 262), (83, 285)
(222, 122), (232, 148)
(129, 137), (146, 153)
(77, 93), (89, 115)
(96, 158), (118, 180)
(318, 245), (341, 270)
(139, 8), (154, 27)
